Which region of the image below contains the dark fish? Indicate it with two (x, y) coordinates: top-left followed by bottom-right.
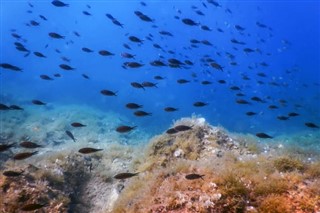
(49, 32), (65, 39)
(9, 105), (24, 110)
(114, 172), (139, 179)
(305, 122), (319, 128)
(82, 47), (93, 53)
(244, 48), (255, 53)
(54, 73), (61, 77)
(169, 58), (184, 65)
(201, 81), (212, 85)
(277, 116), (289, 121)
(207, 0), (221, 7)
(78, 147), (103, 154)
(164, 107), (178, 112)
(82, 74), (90, 79)
(142, 82), (158, 88)
(195, 10), (205, 16)
(256, 133), (273, 139)
(51, 0), (69, 7)
(20, 141), (43, 148)
(174, 125), (192, 132)
(124, 62), (144, 68)
(39, 15), (47, 21)
(134, 110), (152, 117)
(105, 13), (115, 20)
(154, 75), (165, 80)
(230, 86), (241, 91)
(40, 75), (53, 80)
(268, 105), (278, 109)
(32, 100), (46, 105)
(177, 79), (190, 84)
(99, 50), (114, 56)
(0, 143), (15, 152)
(251, 96), (264, 102)
(150, 60), (166, 67)
(210, 62), (223, 71)
(73, 31), (81, 37)
(30, 20), (40, 26)
(257, 72), (267, 77)
(185, 173), (204, 180)
(235, 24), (245, 31)
(100, 89), (117, 96)
(59, 64), (75, 70)
(129, 36), (143, 43)
(21, 203), (46, 211)
(201, 40), (212, 46)
(184, 60), (193, 66)
(13, 151), (38, 160)
(288, 112), (299, 117)
(121, 52), (135, 59)
(65, 130), (76, 142)
(34, 52), (46, 58)
(159, 30), (173, 36)
(193, 102), (208, 107)
(123, 43), (131, 49)
(0, 63), (22, 71)
(71, 122), (86, 127)
(83, 11), (91, 16)
(166, 128), (178, 134)
(236, 99), (250, 104)
(3, 170), (23, 177)
(182, 18), (198, 26)
(112, 19), (124, 28)
(218, 80), (226, 84)
(131, 82), (145, 90)
(116, 125), (137, 133)
(126, 103), (143, 109)
(246, 112), (257, 116)
(0, 103), (10, 110)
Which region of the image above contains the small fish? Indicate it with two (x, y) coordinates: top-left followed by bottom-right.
(13, 151), (38, 160)
(51, 0), (69, 7)
(177, 79), (190, 84)
(59, 64), (75, 70)
(112, 19), (124, 28)
(20, 203), (46, 211)
(277, 116), (289, 121)
(201, 81), (212, 85)
(40, 75), (53, 80)
(3, 170), (24, 177)
(185, 173), (204, 180)
(288, 112), (299, 117)
(150, 60), (166, 67)
(116, 125), (137, 133)
(0, 103), (10, 110)
(82, 74), (90, 79)
(39, 15), (47, 21)
(268, 105), (278, 109)
(0, 63), (22, 71)
(99, 50), (114, 56)
(20, 141), (43, 148)
(193, 102), (208, 107)
(305, 122), (319, 128)
(71, 122), (86, 127)
(131, 82), (145, 90)
(78, 147), (103, 154)
(154, 75), (165, 80)
(32, 100), (46, 105)
(236, 99), (250, 104)
(126, 103), (143, 109)
(246, 112), (257, 116)
(82, 47), (93, 53)
(124, 62), (144, 68)
(65, 130), (76, 142)
(166, 128), (178, 134)
(114, 172), (139, 179)
(100, 90), (117, 96)
(9, 105), (24, 110)
(49, 32), (65, 39)
(34, 52), (46, 58)
(182, 18), (198, 26)
(210, 62), (223, 71)
(0, 143), (16, 152)
(142, 82), (158, 88)
(256, 133), (273, 139)
(82, 11), (91, 16)
(129, 36), (143, 43)
(164, 107), (178, 112)
(121, 52), (135, 59)
(134, 110), (152, 117)
(174, 125), (192, 132)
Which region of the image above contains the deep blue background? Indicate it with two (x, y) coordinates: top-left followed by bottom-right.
(1, 0), (319, 136)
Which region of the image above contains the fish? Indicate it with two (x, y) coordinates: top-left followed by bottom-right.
(83, 11), (91, 16)
(99, 50), (114, 56)
(288, 112), (299, 117)
(236, 99), (250, 104)
(131, 82), (145, 90)
(105, 13), (115, 20)
(3, 170), (24, 177)
(54, 73), (61, 77)
(268, 105), (278, 109)
(121, 52), (135, 59)
(20, 141), (43, 148)
(100, 90), (117, 96)
(277, 116), (289, 121)
(114, 172), (139, 179)
(112, 19), (124, 28)
(164, 107), (178, 112)
(256, 133), (273, 139)
(201, 81), (212, 85)
(150, 60), (166, 67)
(34, 52), (46, 58)
(124, 62), (144, 68)
(142, 82), (158, 88)
(185, 173), (205, 180)
(65, 130), (76, 142)
(230, 86), (241, 91)
(126, 103), (143, 109)
(182, 18), (198, 26)
(116, 125), (137, 133)
(166, 128), (178, 134)
(0, 103), (10, 110)
(9, 105), (24, 110)
(174, 125), (192, 132)
(193, 102), (208, 107)
(251, 96), (264, 102)
(51, 0), (69, 7)
(30, 20), (40, 26)
(210, 62), (223, 71)
(0, 63), (22, 71)
(48, 32), (65, 39)
(217, 80), (226, 84)
(78, 147), (103, 154)
(40, 75), (53, 80)
(154, 75), (166, 80)
(13, 151), (38, 160)
(20, 203), (46, 211)
(59, 64), (75, 70)
(246, 112), (257, 116)
(82, 47), (93, 53)
(129, 36), (143, 43)
(71, 122), (86, 127)
(0, 143), (16, 152)
(39, 15), (47, 21)
(32, 100), (46, 105)
(134, 110), (152, 116)
(177, 79), (190, 84)
(305, 122), (319, 128)
(82, 74), (90, 79)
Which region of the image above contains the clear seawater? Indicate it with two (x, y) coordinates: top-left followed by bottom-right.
(1, 0), (319, 141)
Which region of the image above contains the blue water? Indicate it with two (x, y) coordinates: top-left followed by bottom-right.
(1, 0), (319, 137)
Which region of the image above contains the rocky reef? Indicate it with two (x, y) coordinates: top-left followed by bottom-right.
(0, 116), (319, 213)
